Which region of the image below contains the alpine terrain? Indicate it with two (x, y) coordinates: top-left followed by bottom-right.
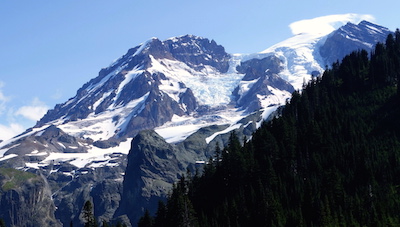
(0, 19), (392, 226)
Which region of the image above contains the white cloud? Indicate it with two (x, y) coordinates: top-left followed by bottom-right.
(0, 123), (24, 141)
(0, 82), (47, 141)
(15, 97), (49, 121)
(0, 81), (10, 115)
(289, 13), (376, 36)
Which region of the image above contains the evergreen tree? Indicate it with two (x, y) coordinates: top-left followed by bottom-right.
(83, 200), (96, 227)
(138, 209), (153, 227)
(153, 201), (167, 227)
(101, 220), (110, 227)
(166, 176), (198, 227)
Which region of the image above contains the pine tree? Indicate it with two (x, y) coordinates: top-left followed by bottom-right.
(83, 200), (96, 227)
(166, 177), (198, 227)
(153, 201), (167, 227)
(138, 209), (153, 227)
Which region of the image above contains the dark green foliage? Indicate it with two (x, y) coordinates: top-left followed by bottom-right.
(164, 176), (198, 227)
(102, 220), (110, 227)
(153, 201), (167, 227)
(115, 222), (127, 227)
(143, 32), (400, 226)
(0, 219), (5, 227)
(138, 210), (153, 227)
(83, 201), (96, 227)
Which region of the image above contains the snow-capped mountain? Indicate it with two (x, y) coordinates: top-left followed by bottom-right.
(0, 19), (392, 226)
(31, 35), (291, 145)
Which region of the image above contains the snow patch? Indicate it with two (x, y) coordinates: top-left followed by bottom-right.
(257, 86), (292, 108)
(261, 32), (325, 90)
(58, 92), (149, 141)
(26, 151), (47, 156)
(155, 108), (247, 143)
(0, 154), (18, 162)
(205, 123), (242, 144)
(38, 139), (132, 169)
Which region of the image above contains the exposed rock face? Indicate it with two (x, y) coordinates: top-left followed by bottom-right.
(117, 130), (186, 225)
(120, 89), (186, 139)
(51, 165), (127, 226)
(0, 168), (61, 227)
(164, 35), (230, 72)
(234, 56), (294, 112)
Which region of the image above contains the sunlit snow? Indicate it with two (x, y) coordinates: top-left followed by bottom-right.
(148, 55), (244, 107)
(57, 92), (149, 141)
(31, 139), (133, 169)
(289, 14), (375, 36)
(155, 108), (247, 143)
(205, 123), (242, 144)
(0, 154), (18, 162)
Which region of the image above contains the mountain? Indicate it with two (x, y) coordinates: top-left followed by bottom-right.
(0, 20), (392, 226)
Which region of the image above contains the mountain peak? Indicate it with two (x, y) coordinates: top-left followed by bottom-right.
(167, 34), (205, 42)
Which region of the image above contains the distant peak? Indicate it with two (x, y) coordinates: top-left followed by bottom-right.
(166, 34), (209, 43)
(358, 20), (379, 26)
(289, 14), (375, 36)
(358, 20), (390, 31)
(336, 19), (390, 36)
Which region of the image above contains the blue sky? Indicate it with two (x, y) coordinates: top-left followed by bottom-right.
(1, 0), (399, 140)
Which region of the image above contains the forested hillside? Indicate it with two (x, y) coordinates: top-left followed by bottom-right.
(138, 30), (400, 227)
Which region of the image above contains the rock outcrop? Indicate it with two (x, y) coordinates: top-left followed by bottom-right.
(0, 168), (61, 227)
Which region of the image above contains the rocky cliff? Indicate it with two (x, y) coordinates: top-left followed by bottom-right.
(0, 168), (60, 227)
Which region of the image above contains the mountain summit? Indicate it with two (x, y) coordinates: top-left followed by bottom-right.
(0, 19), (393, 226)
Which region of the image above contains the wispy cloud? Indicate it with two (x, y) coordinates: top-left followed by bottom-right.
(289, 13), (376, 36)
(0, 81), (10, 115)
(15, 97), (49, 121)
(0, 123), (24, 142)
(0, 82), (49, 141)
(0, 82), (23, 141)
